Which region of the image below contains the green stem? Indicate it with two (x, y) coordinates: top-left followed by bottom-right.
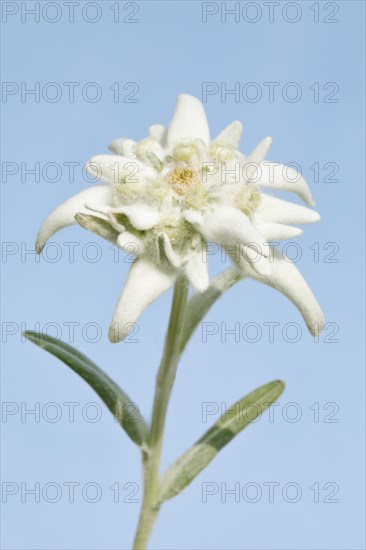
(132, 276), (189, 550)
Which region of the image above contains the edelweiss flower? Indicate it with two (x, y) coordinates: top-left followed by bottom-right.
(36, 94), (324, 343)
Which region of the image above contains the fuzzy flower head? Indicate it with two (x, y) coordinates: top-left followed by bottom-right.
(36, 94), (324, 342)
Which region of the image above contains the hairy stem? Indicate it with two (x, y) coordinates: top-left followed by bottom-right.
(132, 276), (189, 550)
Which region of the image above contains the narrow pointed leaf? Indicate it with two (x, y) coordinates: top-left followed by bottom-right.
(157, 380), (285, 503)
(24, 331), (149, 446)
(180, 267), (242, 352)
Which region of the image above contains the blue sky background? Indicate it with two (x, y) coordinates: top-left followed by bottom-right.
(1, 1), (365, 549)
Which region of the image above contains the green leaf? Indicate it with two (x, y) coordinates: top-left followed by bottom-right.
(74, 212), (119, 244)
(146, 152), (163, 171)
(24, 331), (149, 446)
(157, 380), (285, 504)
(180, 267), (243, 352)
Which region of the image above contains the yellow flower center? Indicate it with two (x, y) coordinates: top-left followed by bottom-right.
(133, 137), (156, 161)
(154, 216), (194, 244)
(210, 141), (235, 163)
(172, 140), (200, 165)
(234, 185), (261, 216)
(168, 167), (200, 195)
